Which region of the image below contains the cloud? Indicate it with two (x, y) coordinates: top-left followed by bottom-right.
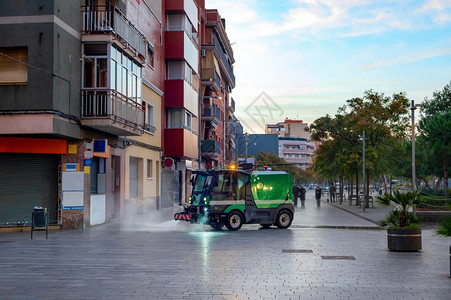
(363, 48), (451, 70)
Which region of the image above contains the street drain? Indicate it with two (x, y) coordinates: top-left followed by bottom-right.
(282, 249), (313, 253)
(321, 256), (355, 260)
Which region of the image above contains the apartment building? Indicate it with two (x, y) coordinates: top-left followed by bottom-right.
(0, 0), (163, 228)
(0, 0), (238, 228)
(199, 8), (235, 169)
(265, 118), (310, 140)
(266, 119), (316, 169)
(278, 137), (315, 169)
(162, 0), (200, 206)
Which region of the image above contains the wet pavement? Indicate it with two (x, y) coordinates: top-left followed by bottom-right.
(0, 191), (450, 299)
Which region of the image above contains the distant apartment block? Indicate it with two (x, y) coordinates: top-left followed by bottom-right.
(266, 118), (316, 169)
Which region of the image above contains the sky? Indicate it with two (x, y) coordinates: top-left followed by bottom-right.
(206, 0), (451, 134)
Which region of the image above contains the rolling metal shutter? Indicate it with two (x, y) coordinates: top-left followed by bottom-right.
(0, 153), (58, 225)
(129, 157), (138, 198)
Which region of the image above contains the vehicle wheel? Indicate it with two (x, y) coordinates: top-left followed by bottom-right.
(276, 211), (293, 229)
(260, 224), (272, 229)
(210, 222), (224, 230)
(225, 211), (243, 231)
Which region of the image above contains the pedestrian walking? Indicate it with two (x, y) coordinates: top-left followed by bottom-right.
(292, 183), (300, 207)
(299, 185), (306, 207)
(315, 185), (322, 207)
(329, 183), (336, 203)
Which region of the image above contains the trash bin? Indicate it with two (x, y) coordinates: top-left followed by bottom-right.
(379, 189), (383, 195)
(31, 206), (48, 239)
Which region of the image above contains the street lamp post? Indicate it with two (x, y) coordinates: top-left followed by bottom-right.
(411, 100), (422, 191)
(411, 100), (422, 216)
(362, 130), (366, 213)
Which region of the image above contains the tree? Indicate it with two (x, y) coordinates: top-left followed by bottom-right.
(418, 111), (451, 199)
(308, 90), (410, 207)
(418, 81), (451, 199)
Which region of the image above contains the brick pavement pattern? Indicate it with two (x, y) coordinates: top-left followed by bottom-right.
(0, 192), (450, 299)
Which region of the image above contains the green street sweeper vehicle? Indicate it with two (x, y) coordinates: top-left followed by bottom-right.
(174, 169), (294, 231)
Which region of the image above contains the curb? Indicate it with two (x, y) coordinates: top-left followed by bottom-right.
(326, 201), (384, 227)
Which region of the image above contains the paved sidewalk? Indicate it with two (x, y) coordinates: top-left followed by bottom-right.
(1, 191), (450, 300)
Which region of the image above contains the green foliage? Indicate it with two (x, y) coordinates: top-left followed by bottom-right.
(307, 90), (410, 182)
(376, 190), (425, 228)
(418, 81), (451, 199)
(420, 80), (451, 118)
(436, 217), (451, 238)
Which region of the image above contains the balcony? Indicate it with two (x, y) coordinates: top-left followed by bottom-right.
(82, 5), (146, 59)
(202, 106), (221, 126)
(81, 89), (144, 136)
(214, 35), (235, 87)
(227, 97), (235, 113)
(201, 139), (221, 158)
(201, 68), (220, 91)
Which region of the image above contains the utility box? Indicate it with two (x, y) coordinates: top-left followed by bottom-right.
(31, 207), (48, 239)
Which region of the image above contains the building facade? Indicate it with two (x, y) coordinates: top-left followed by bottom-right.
(0, 0), (238, 229)
(199, 8), (235, 170)
(162, 0), (200, 207)
(0, 0), (163, 228)
(278, 137), (315, 169)
(266, 118), (316, 169)
(266, 118), (311, 140)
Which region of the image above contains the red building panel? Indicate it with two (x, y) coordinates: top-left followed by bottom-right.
(165, 80), (185, 107)
(165, 0), (184, 11)
(165, 31), (184, 59)
(164, 128), (184, 157)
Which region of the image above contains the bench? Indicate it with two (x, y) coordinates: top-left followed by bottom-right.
(348, 195), (358, 206)
(359, 195), (374, 208)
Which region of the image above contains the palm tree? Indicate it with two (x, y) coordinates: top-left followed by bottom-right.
(376, 190), (424, 228)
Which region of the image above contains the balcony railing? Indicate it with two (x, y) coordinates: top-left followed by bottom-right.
(214, 35), (235, 86)
(202, 107), (221, 125)
(201, 139), (221, 155)
(165, 25), (199, 48)
(81, 89), (145, 130)
(82, 5), (146, 58)
(227, 97), (235, 113)
(201, 68), (220, 90)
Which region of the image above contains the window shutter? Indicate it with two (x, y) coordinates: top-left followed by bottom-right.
(0, 47), (28, 84)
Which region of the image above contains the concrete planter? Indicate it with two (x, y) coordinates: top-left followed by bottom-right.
(387, 228), (422, 251)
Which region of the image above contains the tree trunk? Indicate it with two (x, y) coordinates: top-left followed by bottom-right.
(423, 178), (431, 190)
(381, 174), (387, 194)
(435, 177), (443, 190)
(340, 174), (344, 203)
(366, 169), (371, 208)
(389, 174), (392, 195)
(444, 158), (449, 200)
(355, 166), (360, 206)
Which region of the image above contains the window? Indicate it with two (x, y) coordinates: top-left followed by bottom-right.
(90, 157), (106, 194)
(0, 47), (28, 84)
(147, 159), (153, 178)
(185, 111), (192, 128)
(145, 102), (155, 133)
(167, 109), (183, 128)
(147, 43), (154, 68)
(83, 45), (142, 103)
